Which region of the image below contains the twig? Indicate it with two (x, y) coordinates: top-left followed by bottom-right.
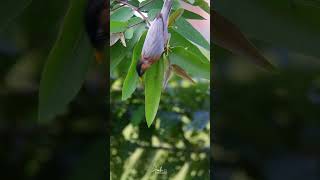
(111, 4), (125, 12)
(115, 0), (151, 26)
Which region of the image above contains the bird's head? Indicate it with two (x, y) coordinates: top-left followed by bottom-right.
(136, 60), (152, 77)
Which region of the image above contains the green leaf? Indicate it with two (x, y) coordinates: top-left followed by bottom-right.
(168, 8), (184, 27)
(194, 0), (210, 13)
(122, 31), (147, 100)
(169, 47), (210, 79)
(39, 0), (92, 123)
(212, 10), (275, 71)
(173, 18), (209, 50)
(169, 28), (208, 63)
(111, 7), (133, 21)
(182, 9), (205, 20)
(127, 24), (146, 49)
(145, 58), (164, 127)
(139, 0), (163, 11)
(110, 42), (126, 72)
(0, 0), (32, 29)
(148, 9), (161, 21)
(110, 21), (128, 33)
(125, 28), (134, 39)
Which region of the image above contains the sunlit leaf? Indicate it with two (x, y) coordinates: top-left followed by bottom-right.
(122, 32), (147, 100)
(145, 58), (164, 127)
(110, 21), (128, 33)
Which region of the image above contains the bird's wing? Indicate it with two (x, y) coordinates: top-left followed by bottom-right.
(141, 17), (165, 61)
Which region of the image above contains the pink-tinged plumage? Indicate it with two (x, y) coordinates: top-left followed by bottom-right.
(137, 0), (173, 76)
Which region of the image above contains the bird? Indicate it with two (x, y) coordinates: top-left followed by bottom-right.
(85, 0), (108, 63)
(136, 0), (173, 77)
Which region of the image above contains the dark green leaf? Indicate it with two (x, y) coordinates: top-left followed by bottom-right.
(110, 42), (126, 72)
(215, 0), (320, 59)
(182, 9), (205, 20)
(0, 0), (32, 29)
(131, 106), (145, 126)
(212, 10), (275, 71)
(39, 0), (92, 122)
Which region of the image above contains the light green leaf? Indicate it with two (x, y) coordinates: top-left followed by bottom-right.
(39, 0), (91, 123)
(173, 18), (209, 50)
(111, 7), (133, 21)
(125, 28), (134, 39)
(145, 58), (164, 127)
(110, 21), (128, 33)
(122, 31), (147, 100)
(139, 0), (163, 11)
(169, 47), (210, 79)
(148, 9), (161, 21)
(127, 24), (146, 49)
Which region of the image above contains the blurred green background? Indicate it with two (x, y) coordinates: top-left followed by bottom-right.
(213, 0), (320, 180)
(110, 75), (210, 179)
(0, 0), (107, 179)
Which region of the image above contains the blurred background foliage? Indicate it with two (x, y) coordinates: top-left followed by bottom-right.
(213, 0), (320, 180)
(110, 0), (210, 179)
(1, 0), (106, 179)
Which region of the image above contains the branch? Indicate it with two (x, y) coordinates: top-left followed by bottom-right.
(115, 0), (151, 26)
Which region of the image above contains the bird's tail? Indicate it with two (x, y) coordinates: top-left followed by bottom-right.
(160, 0), (173, 21)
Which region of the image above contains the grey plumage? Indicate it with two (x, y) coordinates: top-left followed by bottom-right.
(137, 0), (173, 76)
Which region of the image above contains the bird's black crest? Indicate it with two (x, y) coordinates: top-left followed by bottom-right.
(136, 61), (144, 77)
